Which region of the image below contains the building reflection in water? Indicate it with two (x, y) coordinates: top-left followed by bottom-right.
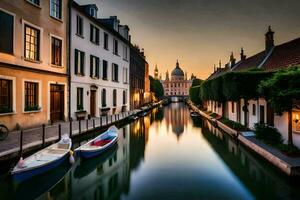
(164, 103), (189, 140)
(201, 120), (299, 200)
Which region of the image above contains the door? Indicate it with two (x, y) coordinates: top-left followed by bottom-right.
(90, 90), (96, 117)
(267, 102), (274, 126)
(259, 105), (265, 124)
(50, 84), (64, 122)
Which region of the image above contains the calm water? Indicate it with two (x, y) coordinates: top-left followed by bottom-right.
(1, 103), (300, 200)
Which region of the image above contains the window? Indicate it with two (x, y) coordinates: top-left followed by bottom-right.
(252, 104), (256, 116)
(123, 45), (128, 60)
(76, 15), (83, 36)
(74, 49), (85, 75)
(0, 79), (13, 114)
(24, 24), (40, 61)
(102, 60), (108, 80)
(90, 8), (97, 18)
(0, 10), (13, 54)
(123, 90), (126, 105)
(77, 87), (83, 110)
(25, 82), (39, 111)
(101, 89), (106, 107)
(113, 89), (117, 107)
(50, 0), (62, 20)
(90, 55), (99, 78)
(104, 33), (108, 50)
(27, 0), (40, 6)
(231, 101), (235, 113)
(51, 36), (62, 66)
(113, 39), (118, 55)
(90, 24), (99, 44)
(123, 68), (128, 83)
(112, 63), (118, 82)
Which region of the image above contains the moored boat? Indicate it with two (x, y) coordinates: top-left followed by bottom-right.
(76, 126), (118, 159)
(190, 112), (200, 117)
(11, 136), (72, 182)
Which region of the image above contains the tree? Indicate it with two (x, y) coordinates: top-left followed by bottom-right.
(191, 78), (203, 87)
(258, 66), (300, 146)
(149, 76), (164, 99)
(189, 86), (201, 105)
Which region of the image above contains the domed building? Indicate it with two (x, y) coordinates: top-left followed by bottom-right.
(159, 60), (192, 97)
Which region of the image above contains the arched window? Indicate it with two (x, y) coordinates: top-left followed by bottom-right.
(101, 89), (106, 107)
(113, 89), (117, 107)
(123, 90), (126, 105)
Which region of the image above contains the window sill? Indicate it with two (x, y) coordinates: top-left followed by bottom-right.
(113, 53), (120, 57)
(76, 34), (84, 39)
(24, 58), (42, 64)
(104, 47), (109, 51)
(91, 76), (100, 80)
(51, 64), (63, 68)
(0, 111), (16, 116)
(76, 74), (85, 77)
(102, 78), (108, 81)
(23, 109), (42, 114)
(26, 1), (41, 9)
(123, 58), (129, 62)
(91, 41), (99, 46)
(112, 80), (119, 83)
(50, 15), (63, 23)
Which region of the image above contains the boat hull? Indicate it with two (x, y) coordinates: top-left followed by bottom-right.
(79, 140), (117, 159)
(12, 153), (69, 182)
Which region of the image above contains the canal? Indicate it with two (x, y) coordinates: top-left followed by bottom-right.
(0, 102), (300, 199)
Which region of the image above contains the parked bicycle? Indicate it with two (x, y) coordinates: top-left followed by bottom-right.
(0, 124), (9, 141)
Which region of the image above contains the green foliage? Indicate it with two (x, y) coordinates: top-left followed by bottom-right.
(149, 76), (164, 98)
(210, 113), (218, 118)
(191, 78), (203, 87)
(277, 144), (300, 155)
(200, 76), (225, 102)
(25, 105), (40, 112)
(254, 123), (283, 145)
(222, 71), (273, 101)
(189, 86), (202, 105)
(258, 66), (300, 114)
(219, 117), (248, 131)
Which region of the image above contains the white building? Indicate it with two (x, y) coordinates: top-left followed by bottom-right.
(71, 2), (130, 120)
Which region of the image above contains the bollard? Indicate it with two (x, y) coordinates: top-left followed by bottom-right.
(106, 115), (108, 125)
(19, 130), (23, 157)
(70, 120), (73, 138)
(58, 124), (62, 141)
(100, 117), (102, 127)
(93, 119), (95, 129)
(42, 124), (45, 147)
(79, 120), (81, 134)
(86, 119), (89, 130)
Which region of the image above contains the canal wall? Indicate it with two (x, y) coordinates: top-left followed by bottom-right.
(0, 102), (161, 163)
(187, 100), (300, 177)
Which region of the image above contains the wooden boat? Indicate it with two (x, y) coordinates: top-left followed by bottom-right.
(76, 126), (118, 159)
(190, 112), (200, 117)
(11, 136), (72, 182)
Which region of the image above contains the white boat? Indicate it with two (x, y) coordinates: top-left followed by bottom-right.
(76, 126), (118, 159)
(11, 136), (72, 182)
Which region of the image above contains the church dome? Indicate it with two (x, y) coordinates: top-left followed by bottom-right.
(171, 60), (184, 77)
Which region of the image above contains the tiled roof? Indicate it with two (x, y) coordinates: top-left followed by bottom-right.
(231, 51), (267, 72)
(207, 67), (229, 80)
(261, 38), (300, 71)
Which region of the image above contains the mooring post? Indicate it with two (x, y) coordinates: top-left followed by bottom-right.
(42, 124), (45, 147)
(70, 120), (72, 138)
(93, 119), (95, 129)
(79, 120), (81, 134)
(58, 124), (62, 141)
(19, 130), (23, 157)
(100, 117), (102, 127)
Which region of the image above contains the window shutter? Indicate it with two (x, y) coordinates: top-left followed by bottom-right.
(90, 55), (93, 77)
(96, 58), (99, 78)
(96, 29), (99, 44)
(74, 49), (78, 74)
(81, 52), (85, 76)
(116, 65), (118, 81)
(90, 24), (93, 42)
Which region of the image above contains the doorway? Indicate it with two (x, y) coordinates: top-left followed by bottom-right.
(50, 84), (64, 122)
(90, 90), (96, 117)
(259, 105), (265, 124)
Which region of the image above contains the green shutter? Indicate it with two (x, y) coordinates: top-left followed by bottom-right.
(74, 49), (78, 74)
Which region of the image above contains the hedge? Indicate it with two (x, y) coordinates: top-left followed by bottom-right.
(189, 85), (202, 105)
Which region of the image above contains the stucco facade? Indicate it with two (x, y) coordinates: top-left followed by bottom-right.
(70, 3), (130, 119)
(0, 0), (68, 130)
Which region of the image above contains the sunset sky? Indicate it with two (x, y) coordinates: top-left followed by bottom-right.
(77, 0), (300, 79)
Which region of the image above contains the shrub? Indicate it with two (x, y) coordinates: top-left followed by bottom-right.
(254, 123), (283, 145)
(189, 85), (202, 105)
(219, 117), (248, 131)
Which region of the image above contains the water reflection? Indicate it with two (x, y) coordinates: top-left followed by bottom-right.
(2, 103), (300, 199)
(202, 120), (300, 199)
(164, 103), (189, 140)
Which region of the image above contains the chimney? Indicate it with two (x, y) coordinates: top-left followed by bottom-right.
(265, 26), (274, 51)
(230, 52), (236, 67)
(240, 47), (246, 61)
(219, 60), (222, 69)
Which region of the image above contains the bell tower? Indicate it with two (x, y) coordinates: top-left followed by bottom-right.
(154, 64), (159, 79)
